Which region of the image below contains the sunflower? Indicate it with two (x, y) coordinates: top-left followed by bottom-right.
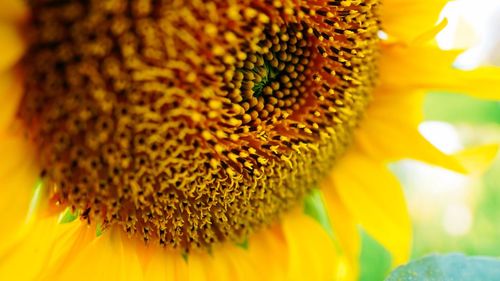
(0, 0), (498, 280)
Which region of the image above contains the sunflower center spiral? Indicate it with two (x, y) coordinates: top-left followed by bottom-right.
(19, 0), (380, 251)
(227, 25), (313, 124)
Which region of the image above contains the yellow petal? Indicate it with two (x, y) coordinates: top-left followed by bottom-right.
(0, 71), (24, 133)
(0, 218), (86, 281)
(379, 43), (500, 100)
(0, 131), (36, 179)
(0, 132), (39, 251)
(0, 22), (25, 73)
(42, 227), (144, 281)
(412, 18), (448, 45)
(200, 250), (232, 281)
(282, 209), (337, 281)
(187, 252), (210, 281)
(136, 247), (169, 281)
(217, 245), (256, 281)
(319, 185), (360, 281)
(247, 225), (288, 281)
(356, 88), (465, 172)
(139, 244), (186, 281)
(453, 144), (499, 175)
(187, 242), (258, 281)
(382, 0), (447, 42)
(331, 149), (412, 265)
(0, 0), (28, 22)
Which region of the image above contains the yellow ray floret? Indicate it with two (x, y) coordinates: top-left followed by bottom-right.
(326, 148), (412, 265)
(379, 43), (500, 100)
(382, 0), (448, 42)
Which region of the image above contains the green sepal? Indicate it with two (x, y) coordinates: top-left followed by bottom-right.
(236, 238), (249, 250)
(58, 207), (78, 224)
(96, 223), (103, 237)
(181, 252), (189, 263)
(26, 179), (45, 222)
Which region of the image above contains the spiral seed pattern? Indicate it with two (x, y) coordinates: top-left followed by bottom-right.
(19, 0), (380, 251)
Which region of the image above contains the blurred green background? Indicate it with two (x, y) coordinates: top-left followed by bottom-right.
(359, 93), (500, 281)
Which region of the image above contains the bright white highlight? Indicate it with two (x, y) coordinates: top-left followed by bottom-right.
(419, 121), (463, 154)
(437, 0), (500, 69)
(442, 203), (473, 236)
(377, 30), (389, 41)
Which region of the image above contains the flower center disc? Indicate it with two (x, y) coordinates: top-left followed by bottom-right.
(19, 0), (379, 250)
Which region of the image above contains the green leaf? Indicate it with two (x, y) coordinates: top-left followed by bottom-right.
(303, 188), (334, 239)
(360, 231), (392, 281)
(386, 254), (500, 281)
(425, 93), (500, 124)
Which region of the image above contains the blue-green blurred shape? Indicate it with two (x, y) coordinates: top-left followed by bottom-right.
(386, 254), (500, 281)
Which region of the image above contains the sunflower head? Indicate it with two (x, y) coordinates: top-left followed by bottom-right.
(18, 0), (379, 251)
